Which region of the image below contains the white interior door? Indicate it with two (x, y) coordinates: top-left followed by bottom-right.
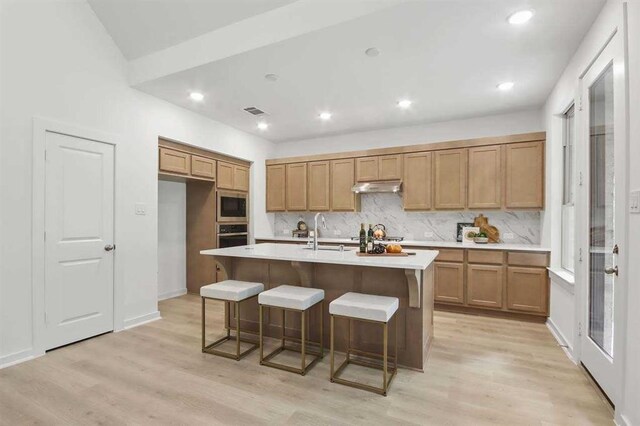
(45, 131), (115, 350)
(579, 32), (627, 404)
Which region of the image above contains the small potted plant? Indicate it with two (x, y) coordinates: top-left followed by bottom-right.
(474, 232), (489, 244)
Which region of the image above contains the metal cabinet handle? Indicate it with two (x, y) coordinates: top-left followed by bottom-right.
(104, 244), (115, 252)
(604, 266), (618, 276)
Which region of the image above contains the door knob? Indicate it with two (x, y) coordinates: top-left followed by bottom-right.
(104, 244), (115, 252)
(604, 266), (618, 276)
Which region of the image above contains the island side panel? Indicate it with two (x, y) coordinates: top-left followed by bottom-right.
(422, 263), (434, 367)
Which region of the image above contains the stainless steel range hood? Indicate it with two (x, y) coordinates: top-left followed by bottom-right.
(351, 180), (402, 194)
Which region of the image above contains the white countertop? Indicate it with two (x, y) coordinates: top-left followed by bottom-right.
(255, 236), (550, 253)
(201, 243), (438, 270)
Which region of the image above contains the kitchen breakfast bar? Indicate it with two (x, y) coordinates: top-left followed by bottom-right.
(200, 243), (438, 370)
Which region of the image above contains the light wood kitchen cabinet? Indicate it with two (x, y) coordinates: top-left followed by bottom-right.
(286, 163), (308, 211)
(266, 164), (286, 212)
(504, 141), (544, 209)
(466, 264), (504, 309)
(355, 157), (379, 181)
(331, 158), (358, 211)
(233, 165), (249, 192)
(507, 266), (548, 314)
(159, 147), (190, 175)
(468, 145), (502, 209)
(217, 161), (234, 189)
(190, 155), (216, 180)
(434, 262), (464, 305)
(379, 155), (403, 180)
(434, 149), (467, 209)
(308, 161), (330, 211)
(403, 152), (432, 210)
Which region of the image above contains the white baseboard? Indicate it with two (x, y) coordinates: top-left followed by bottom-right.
(0, 348), (43, 369)
(616, 413), (632, 426)
(123, 311), (162, 330)
(546, 318), (577, 364)
(158, 288), (187, 301)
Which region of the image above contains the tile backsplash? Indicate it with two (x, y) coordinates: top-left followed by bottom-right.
(273, 193), (541, 244)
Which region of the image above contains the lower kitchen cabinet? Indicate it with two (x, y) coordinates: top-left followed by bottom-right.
(466, 264), (504, 309)
(507, 267), (548, 314)
(434, 262), (464, 304)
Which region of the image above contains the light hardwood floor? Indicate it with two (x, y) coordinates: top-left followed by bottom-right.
(1, 294), (613, 425)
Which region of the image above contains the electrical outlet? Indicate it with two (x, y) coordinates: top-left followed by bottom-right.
(333, 229), (342, 236)
(631, 190), (640, 214)
(503, 232), (515, 240)
(135, 203), (146, 215)
(423, 231), (434, 239)
(282, 229), (289, 235)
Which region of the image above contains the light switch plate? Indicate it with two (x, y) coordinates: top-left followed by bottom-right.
(630, 190), (640, 214)
(282, 229), (289, 235)
(503, 232), (515, 240)
(333, 229), (342, 236)
(135, 203), (146, 215)
(423, 231), (434, 238)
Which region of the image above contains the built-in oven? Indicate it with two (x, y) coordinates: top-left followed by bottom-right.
(217, 223), (248, 248)
(217, 191), (248, 223)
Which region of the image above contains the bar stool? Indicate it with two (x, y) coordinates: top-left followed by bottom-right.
(329, 292), (399, 396)
(200, 280), (264, 360)
(258, 285), (324, 375)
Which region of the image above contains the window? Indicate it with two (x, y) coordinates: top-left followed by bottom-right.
(561, 105), (576, 272)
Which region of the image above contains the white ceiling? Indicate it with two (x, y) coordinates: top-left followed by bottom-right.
(92, 0), (605, 142)
(88, 0), (296, 59)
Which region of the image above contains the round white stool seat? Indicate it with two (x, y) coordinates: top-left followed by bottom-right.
(200, 280), (264, 301)
(259, 285), (324, 310)
(329, 292), (399, 322)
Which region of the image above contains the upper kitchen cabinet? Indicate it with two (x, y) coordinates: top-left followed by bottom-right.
(217, 161), (249, 191)
(467, 145), (502, 209)
(504, 141), (544, 209)
(159, 147), (190, 175)
(266, 164), (286, 212)
(434, 149), (467, 209)
(331, 158), (358, 211)
(190, 155), (216, 180)
(308, 161), (330, 211)
(403, 152), (432, 210)
(355, 154), (402, 181)
(286, 163), (308, 211)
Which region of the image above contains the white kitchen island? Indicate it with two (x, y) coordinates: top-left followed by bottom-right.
(201, 243), (438, 370)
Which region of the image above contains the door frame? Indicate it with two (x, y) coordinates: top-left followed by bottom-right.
(574, 27), (629, 405)
(31, 117), (124, 356)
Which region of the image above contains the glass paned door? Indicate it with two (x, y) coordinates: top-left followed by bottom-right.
(588, 64), (615, 357)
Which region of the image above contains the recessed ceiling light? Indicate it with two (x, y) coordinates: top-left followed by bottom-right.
(497, 82), (515, 91)
(365, 47), (380, 57)
(397, 99), (412, 109)
(257, 122), (269, 130)
(319, 112), (332, 120)
(264, 74), (279, 82)
(189, 92), (204, 101)
(507, 10), (534, 25)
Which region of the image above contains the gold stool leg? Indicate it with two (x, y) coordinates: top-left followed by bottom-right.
(395, 313), (399, 371)
(281, 309), (286, 349)
(347, 318), (351, 362)
(301, 310), (306, 374)
(319, 301), (324, 358)
(235, 301), (241, 359)
(383, 322), (388, 396)
(259, 305), (264, 363)
(226, 301), (230, 337)
(201, 297), (205, 352)
(330, 315), (335, 381)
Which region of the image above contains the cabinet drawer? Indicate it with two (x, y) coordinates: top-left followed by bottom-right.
(434, 249), (464, 263)
(468, 250), (504, 265)
(508, 252), (549, 267)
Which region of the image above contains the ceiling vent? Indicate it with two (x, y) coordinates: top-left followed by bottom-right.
(243, 106), (266, 116)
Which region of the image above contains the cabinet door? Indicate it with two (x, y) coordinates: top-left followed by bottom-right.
(504, 141), (544, 209)
(308, 161), (330, 211)
(379, 155), (403, 180)
(507, 267), (548, 314)
(331, 158), (357, 211)
(434, 149), (467, 209)
(356, 157), (379, 181)
(467, 264), (504, 309)
(468, 145), (502, 209)
(286, 163), (308, 211)
(159, 147), (190, 175)
(434, 262), (464, 304)
(403, 152), (432, 210)
(266, 164), (286, 212)
(191, 155), (216, 180)
(233, 165), (249, 192)
(217, 161), (234, 189)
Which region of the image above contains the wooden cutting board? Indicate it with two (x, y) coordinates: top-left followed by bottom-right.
(356, 252), (410, 257)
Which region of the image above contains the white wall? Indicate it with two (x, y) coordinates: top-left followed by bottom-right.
(157, 181), (186, 301)
(273, 109), (543, 158)
(0, 0), (275, 366)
